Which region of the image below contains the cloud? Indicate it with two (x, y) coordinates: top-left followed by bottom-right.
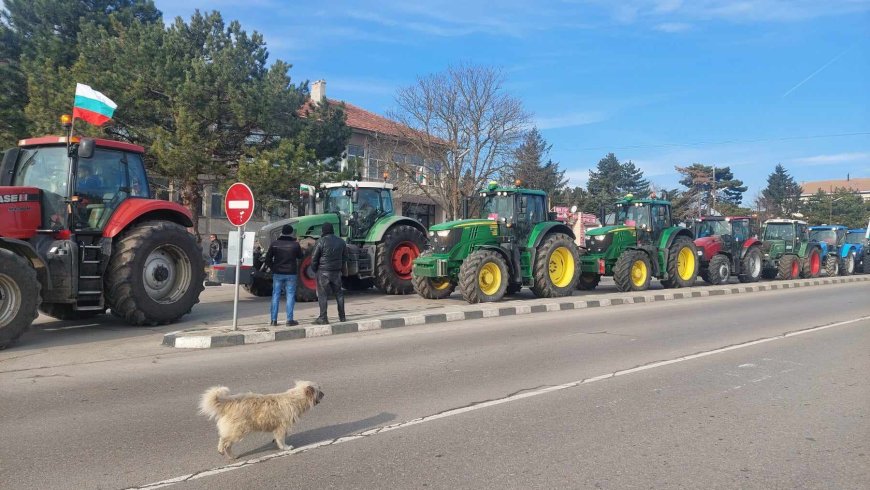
(789, 152), (870, 166)
(535, 111), (608, 129)
(654, 22), (692, 32)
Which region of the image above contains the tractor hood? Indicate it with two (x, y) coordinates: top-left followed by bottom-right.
(586, 225), (634, 237)
(256, 213), (340, 249)
(430, 219), (496, 231)
(761, 239), (785, 257)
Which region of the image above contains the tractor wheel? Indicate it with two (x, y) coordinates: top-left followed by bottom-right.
(531, 233), (580, 298)
(576, 272), (600, 291)
(863, 255), (870, 274)
(823, 254), (839, 277)
(840, 251), (855, 276)
(614, 250), (652, 292)
(459, 250), (508, 303)
(702, 254), (730, 285)
(375, 225), (427, 295)
(660, 237), (699, 288)
(39, 303), (104, 320)
(244, 276), (272, 297)
(505, 283), (522, 295)
(777, 255), (799, 280)
(738, 247), (763, 283)
(344, 276), (374, 291)
(800, 248), (821, 279)
(0, 249), (40, 349)
(295, 240), (318, 302)
(413, 274), (456, 299)
(105, 221), (205, 326)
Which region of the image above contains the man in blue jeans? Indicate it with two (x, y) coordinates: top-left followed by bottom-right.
(264, 224), (303, 326)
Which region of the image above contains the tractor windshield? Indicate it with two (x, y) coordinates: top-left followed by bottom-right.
(763, 223), (795, 241)
(481, 193), (515, 221)
(694, 220), (731, 238)
(809, 229), (837, 246)
(845, 232), (865, 244)
(12, 146), (70, 197)
(610, 203), (650, 228)
(322, 188), (352, 216)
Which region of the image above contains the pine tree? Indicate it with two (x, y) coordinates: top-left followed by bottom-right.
(621, 160), (650, 196)
(676, 163), (747, 213)
(586, 153), (651, 213)
(508, 127), (568, 197)
(761, 164), (802, 217)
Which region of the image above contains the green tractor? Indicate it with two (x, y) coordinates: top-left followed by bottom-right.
(232, 181), (428, 301)
(759, 219), (823, 280)
(577, 194), (699, 292)
(412, 183), (580, 303)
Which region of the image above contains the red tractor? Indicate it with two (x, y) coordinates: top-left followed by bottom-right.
(692, 216), (763, 285)
(0, 134), (204, 348)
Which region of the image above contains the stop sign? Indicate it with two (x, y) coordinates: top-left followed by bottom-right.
(224, 183), (255, 227)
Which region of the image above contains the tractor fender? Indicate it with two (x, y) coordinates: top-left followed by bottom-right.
(102, 198), (194, 239)
(658, 228), (694, 277)
(0, 237), (48, 291)
(528, 223), (575, 249)
(839, 244), (857, 258)
(471, 244), (512, 269)
(364, 215), (427, 243)
(739, 237), (761, 258)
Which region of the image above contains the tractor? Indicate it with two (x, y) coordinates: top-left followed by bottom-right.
(845, 227), (868, 274)
(759, 219), (823, 280)
(209, 181), (428, 301)
(577, 194), (698, 292)
(0, 132), (204, 349)
(692, 216), (763, 284)
(809, 225), (861, 276)
(411, 183), (580, 303)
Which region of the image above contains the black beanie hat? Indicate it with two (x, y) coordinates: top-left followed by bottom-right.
(322, 223), (334, 235)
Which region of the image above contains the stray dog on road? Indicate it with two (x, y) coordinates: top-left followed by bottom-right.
(199, 381), (325, 459)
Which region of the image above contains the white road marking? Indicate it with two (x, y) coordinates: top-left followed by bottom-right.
(127, 315), (870, 490)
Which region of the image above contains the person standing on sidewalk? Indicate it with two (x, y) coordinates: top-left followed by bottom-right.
(311, 222), (348, 324)
(264, 224), (303, 326)
(208, 234), (223, 265)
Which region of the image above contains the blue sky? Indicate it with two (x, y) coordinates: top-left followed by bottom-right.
(157, 0), (870, 202)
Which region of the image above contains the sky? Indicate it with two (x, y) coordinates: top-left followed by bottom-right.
(156, 0), (870, 202)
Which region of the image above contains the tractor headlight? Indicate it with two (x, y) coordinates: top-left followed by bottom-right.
(429, 231), (435, 237)
(594, 235), (606, 241)
(436, 230), (451, 238)
(697, 250), (704, 256)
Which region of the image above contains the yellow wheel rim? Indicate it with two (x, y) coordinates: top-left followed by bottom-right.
(432, 278), (451, 290)
(478, 262), (501, 296)
(548, 246), (575, 288)
(677, 247), (696, 280)
(631, 259), (648, 287)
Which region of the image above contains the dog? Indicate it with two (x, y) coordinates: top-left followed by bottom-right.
(199, 380), (325, 459)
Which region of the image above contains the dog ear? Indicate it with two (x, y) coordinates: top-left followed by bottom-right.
(305, 385), (316, 400)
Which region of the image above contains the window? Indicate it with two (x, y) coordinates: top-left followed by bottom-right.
(403, 202), (436, 229)
(211, 193), (227, 218)
(127, 153), (150, 198)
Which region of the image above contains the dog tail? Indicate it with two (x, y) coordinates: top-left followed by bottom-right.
(199, 386), (231, 420)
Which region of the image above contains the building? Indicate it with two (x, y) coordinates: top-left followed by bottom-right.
(195, 79), (447, 254)
(800, 177), (870, 202)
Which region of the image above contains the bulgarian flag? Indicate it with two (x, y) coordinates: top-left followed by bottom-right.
(73, 83), (117, 126)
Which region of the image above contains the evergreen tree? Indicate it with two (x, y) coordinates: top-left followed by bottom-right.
(761, 164), (803, 217)
(0, 23), (25, 148)
(508, 127), (568, 197)
(621, 160), (650, 196)
(801, 188), (867, 228)
(676, 163), (747, 213)
(586, 153), (650, 213)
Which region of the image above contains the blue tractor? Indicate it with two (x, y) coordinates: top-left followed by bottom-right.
(845, 227), (869, 274)
(808, 225), (861, 276)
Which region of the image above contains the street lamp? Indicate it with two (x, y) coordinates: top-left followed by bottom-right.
(829, 195), (845, 223)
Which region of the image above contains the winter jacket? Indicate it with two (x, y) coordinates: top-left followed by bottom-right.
(311, 233), (348, 273)
(265, 236), (303, 275)
(209, 239), (223, 261)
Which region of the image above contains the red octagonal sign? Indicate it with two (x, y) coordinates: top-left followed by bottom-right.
(225, 182), (255, 227)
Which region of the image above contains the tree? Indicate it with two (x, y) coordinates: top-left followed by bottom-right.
(676, 163), (747, 213)
(506, 127), (568, 197)
(388, 63), (530, 220)
(761, 164), (802, 217)
(801, 188), (868, 228)
(0, 22), (26, 148)
(586, 153), (650, 213)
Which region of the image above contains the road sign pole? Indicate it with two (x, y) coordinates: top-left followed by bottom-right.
(232, 224), (243, 331)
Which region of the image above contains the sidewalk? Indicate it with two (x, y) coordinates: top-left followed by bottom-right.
(163, 275), (870, 348)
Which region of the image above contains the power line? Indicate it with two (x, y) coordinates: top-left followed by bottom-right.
(561, 131), (870, 152)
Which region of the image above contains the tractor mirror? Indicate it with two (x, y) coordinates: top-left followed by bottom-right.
(548, 211), (558, 221)
(570, 205), (578, 213)
(351, 189), (359, 203)
(78, 138), (95, 159)
(315, 192), (322, 201)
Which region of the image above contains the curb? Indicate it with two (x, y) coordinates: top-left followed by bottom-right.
(163, 275), (870, 349)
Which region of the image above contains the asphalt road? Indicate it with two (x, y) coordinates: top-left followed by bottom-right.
(0, 282), (867, 489)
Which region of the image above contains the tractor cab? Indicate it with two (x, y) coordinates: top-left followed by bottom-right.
(318, 181), (394, 240)
(762, 220), (808, 256)
(808, 225), (846, 254)
(604, 194), (672, 245)
(478, 183), (549, 244)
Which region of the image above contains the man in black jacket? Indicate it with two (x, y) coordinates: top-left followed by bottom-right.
(264, 224), (303, 326)
(311, 222), (348, 324)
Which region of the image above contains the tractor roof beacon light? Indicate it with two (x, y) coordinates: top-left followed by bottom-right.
(514, 179), (523, 187)
(60, 114), (72, 129)
(624, 193), (634, 201)
(488, 181), (498, 191)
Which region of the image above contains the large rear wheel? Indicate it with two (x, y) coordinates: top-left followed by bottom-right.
(375, 225), (427, 295)
(105, 221), (205, 325)
(739, 246), (763, 283)
(777, 254), (799, 280)
(614, 250), (651, 292)
(0, 249), (40, 349)
(295, 238), (318, 302)
(823, 254), (839, 277)
(459, 250), (508, 303)
(800, 247), (821, 279)
(661, 237), (698, 288)
(531, 233), (580, 298)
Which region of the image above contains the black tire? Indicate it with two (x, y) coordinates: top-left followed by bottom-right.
(0, 249), (40, 349)
(530, 233), (580, 298)
(105, 221), (205, 326)
(458, 250), (508, 303)
(823, 254), (838, 277)
(840, 251), (855, 276)
(412, 274), (456, 299)
(505, 283), (522, 295)
(613, 250), (651, 292)
(702, 254), (730, 285)
(38, 303), (104, 320)
(799, 247), (821, 279)
(738, 246), (763, 283)
(295, 239), (318, 302)
(375, 225), (427, 295)
(863, 254), (870, 274)
(661, 237), (699, 289)
(344, 276), (374, 291)
(777, 254), (799, 280)
(244, 276), (272, 297)
(576, 272), (600, 290)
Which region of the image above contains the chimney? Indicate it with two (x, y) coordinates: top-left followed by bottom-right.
(311, 79), (326, 103)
